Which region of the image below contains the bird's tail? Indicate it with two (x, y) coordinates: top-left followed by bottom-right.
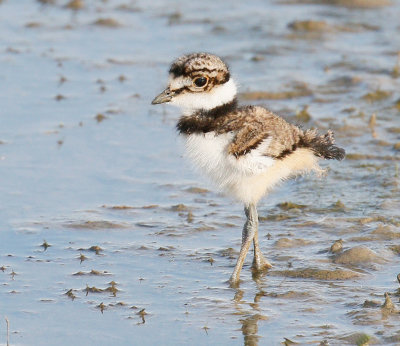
(302, 129), (345, 160)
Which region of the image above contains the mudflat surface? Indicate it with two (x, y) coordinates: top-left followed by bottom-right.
(1, 1), (400, 345)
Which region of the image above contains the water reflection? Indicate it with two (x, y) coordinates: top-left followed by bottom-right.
(234, 285), (268, 346)
(240, 314), (263, 346)
(1, 0), (400, 344)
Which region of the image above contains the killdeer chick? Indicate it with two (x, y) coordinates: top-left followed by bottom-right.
(152, 53), (345, 286)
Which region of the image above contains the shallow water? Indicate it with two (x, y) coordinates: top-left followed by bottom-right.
(1, 0), (400, 345)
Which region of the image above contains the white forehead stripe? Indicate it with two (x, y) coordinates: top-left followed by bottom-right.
(169, 75), (191, 90)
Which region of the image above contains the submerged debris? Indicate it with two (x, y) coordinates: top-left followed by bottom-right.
(271, 268), (360, 280)
(137, 308), (147, 324)
(41, 240), (50, 251)
(355, 333), (370, 346)
(259, 213), (293, 221)
(339, 332), (378, 345)
(104, 281), (119, 297)
(382, 292), (396, 312)
(330, 239), (343, 253)
(372, 225), (400, 240)
(368, 113), (377, 137)
(251, 55), (264, 62)
(289, 0), (391, 9)
(387, 127), (400, 134)
(239, 83), (312, 100)
(331, 200), (346, 212)
(362, 300), (380, 308)
(92, 18), (122, 28)
(85, 285), (103, 295)
(55, 94), (66, 101)
(167, 11), (182, 25)
(25, 22), (42, 28)
(97, 302), (106, 313)
(275, 238), (312, 248)
(283, 337), (299, 345)
(218, 247), (238, 259)
(72, 270), (110, 276)
(389, 246), (400, 255)
(368, 113), (377, 128)
(88, 246), (103, 255)
(65, 0), (84, 10)
(66, 221), (127, 229)
(394, 99), (400, 111)
(170, 204), (189, 211)
(289, 20), (328, 32)
(392, 53), (400, 78)
(185, 187), (209, 194)
(118, 75), (127, 82)
(78, 253), (87, 263)
(58, 75), (67, 85)
(65, 289), (76, 300)
(187, 211), (194, 223)
(10, 270), (17, 280)
(277, 202), (307, 210)
(295, 105), (312, 122)
(95, 113), (107, 123)
(334, 246), (383, 265)
(362, 89), (392, 103)
(359, 216), (400, 226)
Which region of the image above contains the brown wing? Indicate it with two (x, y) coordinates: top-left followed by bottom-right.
(221, 106), (303, 158)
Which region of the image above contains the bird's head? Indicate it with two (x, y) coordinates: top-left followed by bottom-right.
(151, 53), (237, 114)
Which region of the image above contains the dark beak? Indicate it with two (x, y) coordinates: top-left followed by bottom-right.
(151, 88), (174, 105)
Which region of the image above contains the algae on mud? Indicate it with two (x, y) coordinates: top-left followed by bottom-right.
(239, 83), (312, 100)
(1, 0), (400, 345)
(270, 268), (361, 280)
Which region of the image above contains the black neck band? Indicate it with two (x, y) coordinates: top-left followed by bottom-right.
(196, 98), (238, 119)
(176, 98), (238, 135)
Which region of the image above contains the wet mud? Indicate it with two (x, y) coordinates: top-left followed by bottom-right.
(0, 0), (400, 345)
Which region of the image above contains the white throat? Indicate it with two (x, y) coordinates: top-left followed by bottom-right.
(170, 79), (237, 114)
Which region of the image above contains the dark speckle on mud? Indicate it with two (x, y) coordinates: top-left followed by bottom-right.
(1, 0), (400, 345)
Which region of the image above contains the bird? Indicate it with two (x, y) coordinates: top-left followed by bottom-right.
(151, 53), (345, 286)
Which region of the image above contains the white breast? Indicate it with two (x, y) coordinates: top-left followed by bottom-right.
(184, 132), (276, 204)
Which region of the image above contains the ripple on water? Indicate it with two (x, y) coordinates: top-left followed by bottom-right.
(1, 0), (400, 345)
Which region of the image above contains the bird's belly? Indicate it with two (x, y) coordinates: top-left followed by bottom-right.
(184, 133), (321, 205)
(184, 132), (276, 203)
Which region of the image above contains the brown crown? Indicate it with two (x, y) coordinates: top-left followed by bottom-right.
(169, 53), (230, 85)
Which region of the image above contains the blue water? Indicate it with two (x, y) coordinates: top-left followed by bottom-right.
(1, 0), (400, 345)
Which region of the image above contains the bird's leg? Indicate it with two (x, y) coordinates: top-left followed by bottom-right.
(252, 221), (272, 273)
(229, 204), (258, 286)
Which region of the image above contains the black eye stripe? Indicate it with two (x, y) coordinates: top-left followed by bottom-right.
(172, 86), (186, 95)
(171, 76), (218, 94)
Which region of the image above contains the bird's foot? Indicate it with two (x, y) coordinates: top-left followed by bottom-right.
(251, 256), (272, 274)
(228, 275), (241, 288)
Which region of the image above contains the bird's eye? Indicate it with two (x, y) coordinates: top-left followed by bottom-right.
(193, 76), (208, 88)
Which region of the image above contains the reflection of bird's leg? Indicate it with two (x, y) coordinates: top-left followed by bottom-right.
(240, 314), (261, 346)
(230, 204), (259, 286)
(252, 212), (272, 273)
